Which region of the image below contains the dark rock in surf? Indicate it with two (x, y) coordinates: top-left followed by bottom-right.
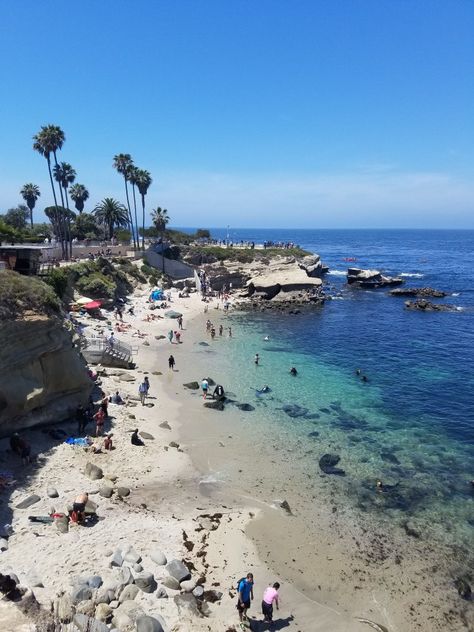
(308, 431), (320, 438)
(404, 299), (458, 312)
(236, 403), (255, 412)
(204, 400), (225, 411)
(319, 454), (345, 476)
(390, 287), (447, 298)
(281, 404), (309, 418)
(319, 408), (331, 414)
(184, 381), (199, 390)
(454, 577), (472, 600)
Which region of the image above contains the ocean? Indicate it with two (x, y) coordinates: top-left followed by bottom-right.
(189, 228), (474, 555)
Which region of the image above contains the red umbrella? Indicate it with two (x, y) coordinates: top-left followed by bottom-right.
(83, 300), (102, 310)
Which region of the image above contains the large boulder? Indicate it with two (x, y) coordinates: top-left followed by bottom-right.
(319, 453), (345, 476)
(73, 614), (109, 632)
(298, 254), (323, 278)
(150, 550), (167, 566)
(404, 299), (458, 312)
(112, 600), (145, 630)
(136, 615), (165, 632)
(133, 571), (156, 594)
(347, 268), (403, 288)
(390, 287), (447, 298)
(166, 559), (191, 583)
(85, 462), (104, 481)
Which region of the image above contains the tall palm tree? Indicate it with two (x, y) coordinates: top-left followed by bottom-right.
(33, 125), (66, 257)
(135, 169), (152, 250)
(151, 207), (170, 272)
(53, 162), (76, 257)
(112, 153), (136, 249)
(69, 183), (89, 213)
(127, 165), (140, 249)
(20, 183), (41, 227)
(94, 198), (129, 240)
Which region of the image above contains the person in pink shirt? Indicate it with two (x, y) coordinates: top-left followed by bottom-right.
(262, 582), (280, 624)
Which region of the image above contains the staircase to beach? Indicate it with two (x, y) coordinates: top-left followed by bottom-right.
(80, 336), (137, 369)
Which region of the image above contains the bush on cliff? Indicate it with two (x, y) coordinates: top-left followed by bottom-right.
(76, 272), (116, 299)
(0, 271), (60, 320)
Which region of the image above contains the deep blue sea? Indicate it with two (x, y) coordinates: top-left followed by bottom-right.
(189, 228), (474, 550)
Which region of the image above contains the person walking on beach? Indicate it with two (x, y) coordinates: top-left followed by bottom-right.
(144, 376), (150, 397)
(236, 573), (254, 624)
(168, 355), (175, 370)
(219, 324), (223, 336)
(168, 329), (174, 343)
(94, 408), (105, 436)
(262, 582), (280, 624)
(228, 327), (232, 337)
(138, 380), (148, 405)
(201, 378), (209, 399)
(178, 315), (183, 329)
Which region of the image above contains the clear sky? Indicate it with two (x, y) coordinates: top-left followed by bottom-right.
(1, 1), (473, 228)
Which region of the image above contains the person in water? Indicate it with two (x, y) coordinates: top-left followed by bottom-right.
(213, 384), (225, 399)
(255, 353), (260, 365)
(290, 367), (298, 376)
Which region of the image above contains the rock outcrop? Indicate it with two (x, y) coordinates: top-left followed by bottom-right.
(404, 300), (459, 312)
(0, 315), (92, 436)
(246, 258), (323, 301)
(389, 287), (447, 298)
(347, 268), (403, 288)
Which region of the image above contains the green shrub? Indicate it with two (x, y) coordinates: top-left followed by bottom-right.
(0, 271), (60, 320)
(45, 267), (71, 299)
(76, 272), (116, 298)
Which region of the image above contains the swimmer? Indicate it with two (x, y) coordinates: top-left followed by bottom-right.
(361, 375), (368, 382)
(254, 353), (260, 365)
(376, 480), (383, 492)
(290, 367), (298, 376)
(355, 368), (361, 376)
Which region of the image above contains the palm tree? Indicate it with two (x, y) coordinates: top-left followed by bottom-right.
(33, 125), (66, 257)
(135, 169), (152, 250)
(94, 198), (129, 240)
(151, 207), (170, 272)
(127, 165), (140, 249)
(112, 153), (136, 249)
(20, 183), (41, 227)
(69, 183), (89, 213)
(53, 162), (76, 257)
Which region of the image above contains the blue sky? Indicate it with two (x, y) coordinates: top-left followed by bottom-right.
(1, 1), (473, 228)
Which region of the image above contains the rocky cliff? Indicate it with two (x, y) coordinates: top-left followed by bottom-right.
(0, 274), (92, 436)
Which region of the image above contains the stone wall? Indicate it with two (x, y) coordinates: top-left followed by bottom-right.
(144, 249), (195, 280)
(0, 316), (92, 437)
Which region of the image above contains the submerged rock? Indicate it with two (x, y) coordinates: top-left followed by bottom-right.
(319, 453), (345, 476)
(183, 381), (199, 390)
(404, 299), (459, 312)
(454, 577), (472, 599)
(235, 403), (255, 412)
(281, 404), (309, 418)
(204, 399), (225, 411)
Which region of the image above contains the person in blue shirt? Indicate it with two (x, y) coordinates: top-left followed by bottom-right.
(236, 572), (254, 624)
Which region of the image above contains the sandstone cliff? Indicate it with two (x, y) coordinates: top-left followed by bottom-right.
(0, 271), (92, 437)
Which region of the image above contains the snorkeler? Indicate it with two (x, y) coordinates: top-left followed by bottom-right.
(290, 367), (298, 376)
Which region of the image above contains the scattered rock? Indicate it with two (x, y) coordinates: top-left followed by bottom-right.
(112, 600), (145, 630)
(15, 494), (41, 509)
(99, 486), (114, 498)
(204, 399), (225, 411)
(150, 550), (167, 566)
(183, 381), (200, 389)
(136, 615), (165, 632)
(202, 589), (223, 602)
(169, 441), (179, 449)
(166, 559), (191, 583)
(390, 287), (447, 298)
(117, 566), (134, 587)
(119, 584), (139, 603)
(161, 576), (181, 591)
(109, 550), (124, 568)
(139, 432), (154, 440)
(85, 462), (104, 481)
(73, 613), (109, 632)
(133, 564), (143, 573)
(280, 500), (293, 515)
(402, 520), (421, 539)
(159, 421), (171, 430)
(156, 585), (168, 599)
(71, 585), (93, 604)
(117, 487), (131, 498)
(0, 538), (8, 552)
(134, 572), (156, 594)
(76, 600), (96, 616)
(174, 593), (200, 617)
(95, 602), (113, 622)
(87, 576), (103, 589)
(404, 299), (459, 312)
(319, 453), (345, 476)
(54, 593), (73, 622)
(454, 577), (472, 599)
(124, 548), (142, 565)
(85, 500), (98, 514)
(47, 487), (59, 498)
(118, 373), (136, 382)
(55, 515), (69, 534)
(180, 579), (195, 592)
(192, 585), (204, 598)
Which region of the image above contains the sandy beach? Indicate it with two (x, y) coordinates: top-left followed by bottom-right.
(0, 284), (471, 632)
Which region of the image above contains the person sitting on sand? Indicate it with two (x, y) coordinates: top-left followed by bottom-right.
(103, 433), (113, 450)
(237, 573), (254, 624)
(131, 429), (144, 446)
(71, 492), (89, 524)
(111, 391), (124, 405)
(262, 582), (280, 624)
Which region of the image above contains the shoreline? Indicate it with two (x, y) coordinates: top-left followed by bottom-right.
(1, 284), (472, 631)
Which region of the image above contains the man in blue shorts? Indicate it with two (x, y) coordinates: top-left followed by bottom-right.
(237, 572), (254, 624)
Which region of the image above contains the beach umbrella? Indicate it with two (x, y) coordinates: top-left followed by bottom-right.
(76, 296), (93, 305)
(83, 300), (102, 310)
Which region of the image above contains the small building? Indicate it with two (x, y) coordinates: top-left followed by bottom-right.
(0, 244), (52, 275)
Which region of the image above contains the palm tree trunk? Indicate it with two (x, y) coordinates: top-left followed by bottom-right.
(29, 205), (33, 228)
(64, 186), (73, 258)
(141, 194), (146, 250)
(46, 157), (65, 259)
(161, 229), (165, 274)
(52, 151), (69, 260)
(123, 178), (136, 250)
(132, 184), (140, 250)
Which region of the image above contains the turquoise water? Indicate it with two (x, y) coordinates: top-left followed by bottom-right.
(192, 229), (474, 555)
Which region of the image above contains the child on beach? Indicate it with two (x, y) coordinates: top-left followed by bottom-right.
(201, 378), (209, 399)
(168, 355), (176, 370)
